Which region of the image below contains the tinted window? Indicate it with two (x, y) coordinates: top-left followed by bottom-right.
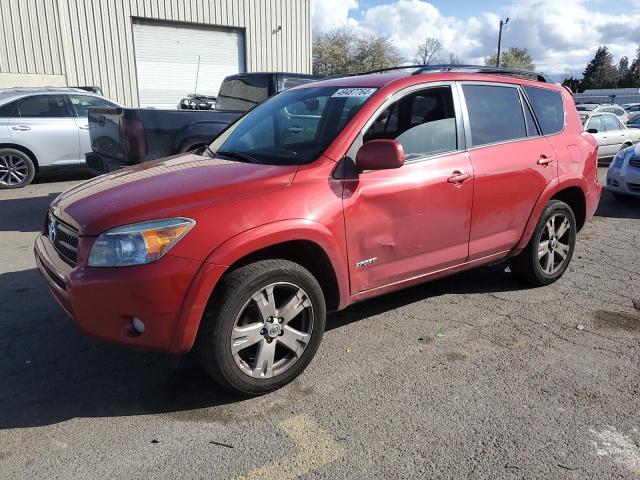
(603, 115), (623, 131)
(587, 116), (604, 132)
(281, 77), (317, 90)
(69, 95), (116, 117)
(17, 95), (69, 118)
(629, 115), (640, 126)
(524, 86), (564, 135)
(0, 100), (18, 118)
(364, 87), (457, 160)
(463, 85), (526, 147)
(216, 76), (270, 111)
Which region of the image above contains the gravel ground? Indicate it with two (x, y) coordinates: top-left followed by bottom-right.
(0, 167), (639, 479)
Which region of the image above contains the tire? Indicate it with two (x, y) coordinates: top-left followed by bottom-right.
(511, 200), (577, 286)
(0, 148), (35, 189)
(197, 259), (326, 395)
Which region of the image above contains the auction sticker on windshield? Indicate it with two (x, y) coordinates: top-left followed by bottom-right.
(331, 88), (377, 97)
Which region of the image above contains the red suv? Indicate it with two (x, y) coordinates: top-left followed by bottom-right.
(35, 66), (601, 394)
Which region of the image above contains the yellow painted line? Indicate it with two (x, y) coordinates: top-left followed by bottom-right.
(234, 415), (345, 480)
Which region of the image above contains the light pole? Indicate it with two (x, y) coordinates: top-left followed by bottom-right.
(496, 18), (509, 67)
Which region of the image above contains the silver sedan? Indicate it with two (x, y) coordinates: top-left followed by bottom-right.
(0, 88), (119, 188)
(607, 143), (640, 198)
(582, 112), (640, 164)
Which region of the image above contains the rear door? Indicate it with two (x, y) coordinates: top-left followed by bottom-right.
(7, 94), (80, 166)
(460, 82), (557, 260)
(343, 83), (473, 293)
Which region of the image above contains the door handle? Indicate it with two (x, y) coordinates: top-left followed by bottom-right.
(447, 171), (471, 184)
(79, 125), (90, 130)
(286, 126), (302, 134)
(11, 125), (31, 131)
(537, 155), (554, 166)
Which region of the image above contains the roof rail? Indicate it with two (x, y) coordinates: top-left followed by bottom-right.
(412, 64), (552, 83)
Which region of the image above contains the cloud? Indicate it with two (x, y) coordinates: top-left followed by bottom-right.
(311, 0), (640, 77)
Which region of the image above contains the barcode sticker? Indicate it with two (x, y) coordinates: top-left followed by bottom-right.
(331, 88), (377, 98)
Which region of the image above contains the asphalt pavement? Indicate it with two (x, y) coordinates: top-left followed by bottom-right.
(1, 167), (639, 479)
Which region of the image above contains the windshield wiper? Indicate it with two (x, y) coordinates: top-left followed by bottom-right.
(203, 145), (215, 158)
(217, 150), (261, 164)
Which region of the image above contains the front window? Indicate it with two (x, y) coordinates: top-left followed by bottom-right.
(69, 95), (117, 117)
(209, 86), (377, 165)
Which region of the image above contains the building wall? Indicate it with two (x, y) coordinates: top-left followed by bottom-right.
(0, 0), (312, 106)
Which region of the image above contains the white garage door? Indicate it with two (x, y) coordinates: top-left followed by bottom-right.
(133, 21), (245, 108)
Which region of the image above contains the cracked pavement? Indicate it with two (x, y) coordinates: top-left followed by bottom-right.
(0, 167), (639, 479)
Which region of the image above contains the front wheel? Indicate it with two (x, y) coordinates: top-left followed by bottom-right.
(197, 259), (326, 395)
(511, 200), (577, 286)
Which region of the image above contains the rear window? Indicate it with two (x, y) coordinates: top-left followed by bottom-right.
(17, 95), (69, 118)
(462, 84), (527, 147)
(216, 76), (270, 111)
(524, 86), (565, 135)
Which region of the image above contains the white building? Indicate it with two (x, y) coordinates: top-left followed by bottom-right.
(0, 0), (312, 107)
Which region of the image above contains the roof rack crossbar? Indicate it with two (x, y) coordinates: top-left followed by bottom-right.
(412, 64), (551, 83)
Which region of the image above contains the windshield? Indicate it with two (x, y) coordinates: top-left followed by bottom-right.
(209, 86), (377, 165)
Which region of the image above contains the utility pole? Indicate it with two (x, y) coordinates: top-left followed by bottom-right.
(496, 18), (509, 67)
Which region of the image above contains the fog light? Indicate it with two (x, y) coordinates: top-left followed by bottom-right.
(132, 317), (145, 334)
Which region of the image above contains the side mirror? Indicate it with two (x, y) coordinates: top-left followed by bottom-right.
(355, 139), (405, 171)
(587, 128), (598, 134)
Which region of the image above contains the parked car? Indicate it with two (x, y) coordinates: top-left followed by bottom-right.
(621, 103), (640, 113)
(607, 143), (640, 198)
(0, 88), (119, 188)
(35, 65), (601, 394)
(582, 112), (640, 164)
(596, 105), (631, 124)
(87, 72), (321, 174)
(626, 113), (640, 128)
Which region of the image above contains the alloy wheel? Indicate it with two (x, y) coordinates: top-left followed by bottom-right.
(231, 282), (314, 379)
(538, 213), (571, 275)
(0, 155), (29, 187)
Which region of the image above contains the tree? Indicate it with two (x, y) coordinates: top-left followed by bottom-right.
(484, 47), (535, 71)
(415, 37), (442, 65)
(562, 76), (583, 93)
(617, 56), (631, 87)
(629, 45), (640, 87)
(582, 46), (618, 89)
(312, 28), (404, 76)
(447, 53), (465, 65)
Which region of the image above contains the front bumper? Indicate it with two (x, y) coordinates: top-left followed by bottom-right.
(34, 234), (225, 353)
(607, 163), (640, 197)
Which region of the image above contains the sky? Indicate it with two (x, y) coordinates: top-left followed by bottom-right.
(310, 0), (640, 79)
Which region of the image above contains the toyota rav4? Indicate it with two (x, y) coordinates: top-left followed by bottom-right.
(35, 66), (602, 394)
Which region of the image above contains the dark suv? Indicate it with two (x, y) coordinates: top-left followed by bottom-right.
(35, 66), (601, 394)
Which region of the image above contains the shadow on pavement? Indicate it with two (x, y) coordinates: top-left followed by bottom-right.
(0, 193), (61, 232)
(32, 166), (93, 185)
(595, 189), (640, 220)
(0, 263), (522, 429)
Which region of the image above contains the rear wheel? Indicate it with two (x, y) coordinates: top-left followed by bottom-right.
(511, 200), (576, 286)
(197, 259), (326, 395)
(0, 148), (35, 189)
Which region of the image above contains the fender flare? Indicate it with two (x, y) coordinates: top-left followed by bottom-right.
(205, 219), (350, 305)
(512, 177), (588, 255)
(169, 219), (350, 353)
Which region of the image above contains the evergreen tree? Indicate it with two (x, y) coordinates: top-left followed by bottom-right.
(484, 47), (535, 71)
(629, 45), (640, 87)
(582, 46), (618, 89)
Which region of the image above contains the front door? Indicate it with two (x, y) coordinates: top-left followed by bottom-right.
(459, 83), (558, 260)
(343, 84), (473, 294)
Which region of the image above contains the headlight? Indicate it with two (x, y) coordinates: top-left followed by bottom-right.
(88, 218), (195, 267)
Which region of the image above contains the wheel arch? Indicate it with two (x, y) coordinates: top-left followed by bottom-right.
(169, 220), (350, 354)
(0, 143), (39, 170)
(552, 186), (586, 231)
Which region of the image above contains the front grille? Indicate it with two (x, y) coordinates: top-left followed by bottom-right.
(628, 182), (640, 193)
(629, 158), (640, 169)
(46, 214), (79, 265)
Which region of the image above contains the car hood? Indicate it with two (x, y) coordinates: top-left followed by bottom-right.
(51, 153), (298, 236)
